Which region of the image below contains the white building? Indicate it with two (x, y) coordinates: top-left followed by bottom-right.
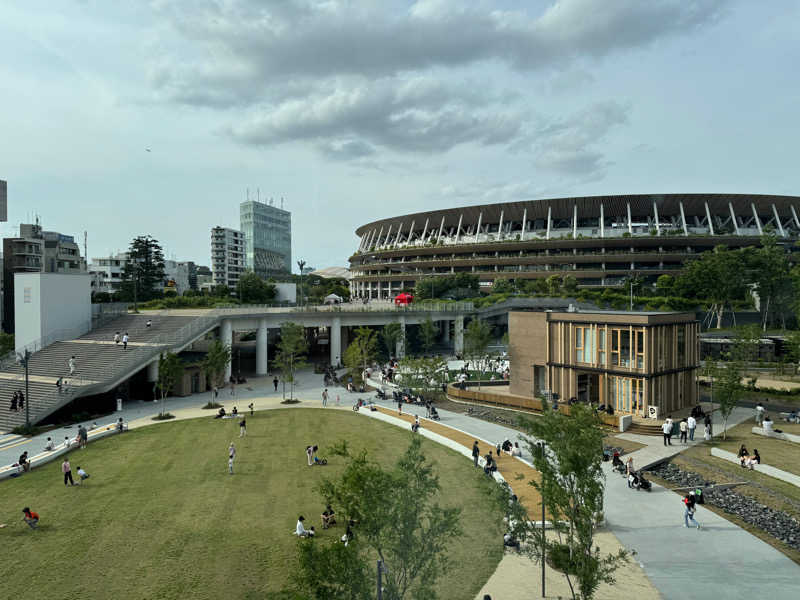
(211, 226), (246, 289)
(163, 260), (190, 295)
(89, 252), (129, 296)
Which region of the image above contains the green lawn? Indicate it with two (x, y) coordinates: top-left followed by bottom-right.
(0, 409), (504, 600)
(715, 422), (800, 477)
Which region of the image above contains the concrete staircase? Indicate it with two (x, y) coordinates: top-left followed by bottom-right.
(0, 313), (218, 432)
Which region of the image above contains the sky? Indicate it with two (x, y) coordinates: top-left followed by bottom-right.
(0, 0), (798, 272)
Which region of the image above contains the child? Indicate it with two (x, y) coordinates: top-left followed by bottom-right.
(22, 507), (39, 530)
(77, 466), (90, 484)
(228, 456), (234, 475)
(44, 437), (55, 451)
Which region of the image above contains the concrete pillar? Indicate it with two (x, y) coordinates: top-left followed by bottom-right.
(256, 318), (268, 376)
(221, 319), (233, 381)
(442, 320), (450, 343)
(330, 317), (341, 368)
(147, 359), (159, 382)
(454, 316), (464, 355)
(341, 325), (350, 356)
(396, 316), (406, 358)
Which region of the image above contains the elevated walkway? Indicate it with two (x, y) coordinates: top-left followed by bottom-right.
(0, 313), (218, 432)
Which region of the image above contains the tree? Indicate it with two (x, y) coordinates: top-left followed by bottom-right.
(785, 330), (800, 374)
(0, 332), (14, 357)
(516, 404), (628, 600)
(491, 277), (514, 294)
(202, 339), (231, 393)
(119, 235), (166, 306)
(236, 271), (277, 304)
(546, 275), (563, 296)
(677, 246), (747, 328)
(704, 357), (742, 440)
(399, 355), (447, 397)
(743, 237), (794, 330)
(343, 327), (378, 382)
(156, 352), (184, 417)
(463, 318), (492, 387)
(212, 284), (232, 298)
(562, 275), (579, 295)
(417, 318), (438, 355)
(294, 538), (372, 600)
(315, 436), (462, 600)
(655, 274), (675, 296)
(381, 322), (404, 359)
(273, 322), (309, 400)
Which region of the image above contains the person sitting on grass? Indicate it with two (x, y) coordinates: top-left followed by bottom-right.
(511, 442), (522, 457)
(321, 506), (337, 529)
(484, 452), (497, 476)
(215, 407), (226, 419)
(22, 507), (39, 530)
(341, 520), (355, 546)
(18, 452), (30, 473)
(295, 516), (314, 537)
(741, 449), (761, 469)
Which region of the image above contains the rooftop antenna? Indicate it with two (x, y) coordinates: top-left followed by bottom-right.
(247, 187), (250, 202)
(281, 196), (284, 210)
(257, 188), (260, 202)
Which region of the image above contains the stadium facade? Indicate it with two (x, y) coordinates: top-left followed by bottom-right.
(348, 193), (800, 299)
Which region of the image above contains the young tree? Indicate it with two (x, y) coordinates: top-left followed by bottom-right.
(273, 322), (309, 400)
(293, 539), (372, 600)
(315, 436), (462, 600)
(517, 404), (628, 600)
(705, 357), (742, 440)
(343, 327), (379, 383)
(417, 318), (438, 355)
(381, 322), (404, 359)
(399, 356), (447, 398)
(156, 352), (184, 417)
(202, 339), (231, 395)
(464, 318), (492, 388)
(562, 275), (579, 295)
(236, 271), (277, 304)
(546, 275), (563, 296)
(120, 235), (166, 306)
(491, 277), (515, 294)
(785, 330), (800, 375)
(655, 274), (675, 297)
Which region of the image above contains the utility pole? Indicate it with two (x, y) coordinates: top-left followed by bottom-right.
(297, 259), (306, 308)
(538, 441), (546, 598)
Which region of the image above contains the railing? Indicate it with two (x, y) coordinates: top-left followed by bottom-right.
(213, 302), (474, 314)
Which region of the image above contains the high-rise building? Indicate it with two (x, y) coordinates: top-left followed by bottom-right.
(239, 200), (291, 277)
(0, 179), (7, 222)
(3, 222), (85, 333)
(211, 226), (246, 289)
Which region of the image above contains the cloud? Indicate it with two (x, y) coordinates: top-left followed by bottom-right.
(146, 0), (726, 162)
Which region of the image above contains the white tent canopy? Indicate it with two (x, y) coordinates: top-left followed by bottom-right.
(324, 293), (344, 304)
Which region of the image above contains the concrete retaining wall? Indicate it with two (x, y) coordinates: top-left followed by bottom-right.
(751, 426), (800, 445)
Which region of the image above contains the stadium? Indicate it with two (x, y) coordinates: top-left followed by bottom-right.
(349, 193), (800, 299)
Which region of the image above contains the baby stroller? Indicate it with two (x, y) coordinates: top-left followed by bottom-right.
(612, 453), (626, 476)
(638, 472), (652, 492)
(430, 407), (441, 421)
(375, 388), (387, 400)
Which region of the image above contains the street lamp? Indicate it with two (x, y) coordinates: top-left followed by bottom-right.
(297, 260), (306, 307)
(17, 349), (31, 429)
(537, 440), (546, 598)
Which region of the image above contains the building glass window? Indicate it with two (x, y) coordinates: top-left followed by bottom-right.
(575, 326), (584, 363)
(619, 330), (631, 367)
(598, 328), (606, 366)
(636, 330), (644, 369)
(611, 329), (620, 366)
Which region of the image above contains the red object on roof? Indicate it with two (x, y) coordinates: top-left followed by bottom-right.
(394, 292), (414, 305)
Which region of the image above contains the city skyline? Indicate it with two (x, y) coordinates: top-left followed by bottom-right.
(1, 1), (799, 272)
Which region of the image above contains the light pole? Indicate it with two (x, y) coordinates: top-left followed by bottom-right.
(17, 349), (31, 429)
(537, 440), (546, 598)
(297, 260), (306, 307)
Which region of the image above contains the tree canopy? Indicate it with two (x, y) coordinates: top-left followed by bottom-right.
(236, 271), (277, 304)
(343, 327), (379, 380)
(119, 235), (166, 303)
(273, 322), (309, 400)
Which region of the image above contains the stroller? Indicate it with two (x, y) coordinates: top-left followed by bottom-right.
(375, 388), (387, 400)
(612, 453), (626, 476)
(430, 406), (441, 421)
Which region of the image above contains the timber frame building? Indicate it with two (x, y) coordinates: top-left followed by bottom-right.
(509, 310), (699, 417)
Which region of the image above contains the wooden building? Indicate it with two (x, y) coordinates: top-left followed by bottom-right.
(509, 310), (699, 417)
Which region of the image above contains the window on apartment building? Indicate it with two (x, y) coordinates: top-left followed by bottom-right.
(610, 328), (631, 367)
(598, 327), (606, 366)
(575, 326), (595, 364)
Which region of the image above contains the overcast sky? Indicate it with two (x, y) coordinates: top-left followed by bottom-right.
(1, 0), (798, 271)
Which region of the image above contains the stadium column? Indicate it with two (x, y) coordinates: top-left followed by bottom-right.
(256, 318), (268, 376)
(147, 359), (158, 382)
(454, 316), (464, 355)
(221, 319), (233, 381)
(442, 319), (450, 343)
(330, 316), (341, 368)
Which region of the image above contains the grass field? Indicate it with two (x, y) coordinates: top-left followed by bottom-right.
(0, 409), (505, 600)
(714, 422), (800, 476)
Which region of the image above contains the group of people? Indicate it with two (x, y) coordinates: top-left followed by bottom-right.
(295, 510), (355, 545)
(737, 444), (762, 469)
(113, 331), (131, 350)
(661, 414), (712, 446)
(8, 390), (25, 412)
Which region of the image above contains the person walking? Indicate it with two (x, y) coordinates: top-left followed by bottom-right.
(306, 445), (314, 466)
(687, 414), (697, 441)
(248, 402), (254, 416)
(69, 356), (76, 375)
(146, 319), (152, 328)
(62, 458), (75, 486)
(114, 332), (120, 345)
(239, 417), (247, 438)
(398, 395), (403, 415)
(683, 494), (700, 529)
(273, 376), (279, 392)
(22, 507), (40, 530)
(662, 419), (673, 446)
(472, 441), (480, 467)
(10, 392), (17, 413)
(228, 455), (234, 474)
(679, 419), (688, 444)
(122, 333), (129, 350)
(228, 442), (236, 461)
(18, 391), (24, 412)
(322, 389), (328, 407)
(78, 425), (88, 449)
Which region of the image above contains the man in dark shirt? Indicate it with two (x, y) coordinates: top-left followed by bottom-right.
(18, 451), (30, 472)
(472, 441), (480, 467)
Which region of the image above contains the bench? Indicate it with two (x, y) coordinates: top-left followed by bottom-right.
(710, 447), (800, 488)
(751, 426), (800, 445)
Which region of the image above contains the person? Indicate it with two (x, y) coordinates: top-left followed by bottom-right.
(22, 507), (39, 530)
(430, 406), (439, 420)
(398, 395), (403, 415)
(228, 442), (236, 464)
(612, 453), (625, 475)
(62, 458), (75, 486)
(273, 376), (279, 392)
(755, 401), (765, 426)
(628, 471), (640, 490)
(18, 391), (24, 412)
(683, 494), (700, 529)
(230, 380), (236, 396)
(295, 516), (313, 537)
(662, 419), (673, 446)
(56, 377), (64, 393)
(10, 392), (17, 412)
(336, 394), (341, 407)
(44, 437), (55, 451)
(704, 422), (712, 441)
(411, 415), (420, 433)
(322, 388), (328, 407)
(146, 319), (152, 328)
(341, 521), (354, 546)
(248, 402), (254, 416)
(114, 331), (120, 345)
(306, 445), (314, 466)
(232, 406), (238, 416)
(511, 442), (522, 457)
(77, 466), (90, 484)
(737, 444), (749, 459)
(69, 355), (76, 375)
(228, 455), (234, 474)
(239, 417), (247, 437)
(472, 441), (480, 467)
(18, 451), (30, 473)
(626, 457), (634, 476)
(117, 417), (125, 432)
(503, 531), (521, 552)
(64, 436), (71, 448)
(78, 425), (88, 449)
(484, 451), (497, 476)
(687, 414), (697, 441)
(122, 333), (129, 350)
(679, 418), (688, 444)
(762, 414), (774, 435)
